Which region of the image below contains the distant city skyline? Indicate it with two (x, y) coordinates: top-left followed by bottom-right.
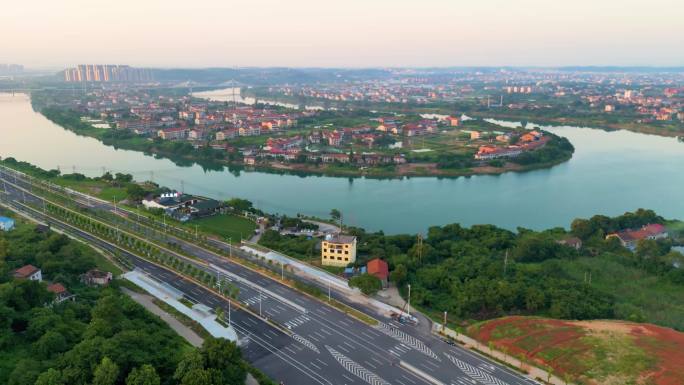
(1, 0), (682, 69)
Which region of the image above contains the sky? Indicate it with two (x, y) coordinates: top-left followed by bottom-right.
(1, 0), (683, 69)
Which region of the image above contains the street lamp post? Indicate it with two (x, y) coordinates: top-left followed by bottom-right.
(407, 284), (411, 317)
(259, 290), (262, 318)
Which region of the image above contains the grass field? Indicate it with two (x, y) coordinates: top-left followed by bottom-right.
(52, 178), (129, 202)
(555, 255), (684, 331)
(468, 316), (684, 385)
(187, 214), (257, 241)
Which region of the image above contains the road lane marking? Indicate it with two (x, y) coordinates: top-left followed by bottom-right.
(292, 334), (320, 353)
(326, 346), (391, 385)
(445, 353), (509, 385)
(376, 323), (439, 360)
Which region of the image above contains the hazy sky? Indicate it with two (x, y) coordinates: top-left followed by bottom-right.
(2, 0), (683, 68)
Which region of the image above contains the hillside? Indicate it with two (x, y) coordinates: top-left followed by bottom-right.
(468, 316), (684, 385)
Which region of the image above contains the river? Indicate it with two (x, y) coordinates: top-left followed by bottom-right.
(1, 92), (683, 234)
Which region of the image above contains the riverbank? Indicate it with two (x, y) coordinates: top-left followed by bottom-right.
(37, 105), (574, 179)
(257, 151), (573, 178)
(469, 111), (684, 138)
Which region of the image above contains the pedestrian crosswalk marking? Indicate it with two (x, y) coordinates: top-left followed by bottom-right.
(284, 314), (310, 329)
(375, 322), (439, 360)
(326, 346), (391, 385)
(445, 353), (509, 385)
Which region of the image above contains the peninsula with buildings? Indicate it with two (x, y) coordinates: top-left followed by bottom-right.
(31, 72), (574, 178)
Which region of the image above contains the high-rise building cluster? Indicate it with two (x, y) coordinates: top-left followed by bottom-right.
(0, 64), (24, 75)
(63, 65), (152, 82)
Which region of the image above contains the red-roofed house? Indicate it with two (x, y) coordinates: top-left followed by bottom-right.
(446, 116), (461, 126)
(606, 223), (668, 251)
(13, 264), (42, 281)
(47, 283), (75, 304)
(367, 258), (389, 288)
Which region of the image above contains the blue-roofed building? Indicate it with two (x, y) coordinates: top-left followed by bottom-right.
(0, 216), (15, 232)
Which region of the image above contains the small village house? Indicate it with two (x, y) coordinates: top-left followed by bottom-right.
(321, 234), (357, 267)
(47, 283), (75, 304)
(82, 269), (113, 286)
(13, 264), (42, 281)
(606, 223), (668, 251)
(367, 258), (389, 288)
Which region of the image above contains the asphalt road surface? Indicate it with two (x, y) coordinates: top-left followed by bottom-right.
(0, 167), (542, 385)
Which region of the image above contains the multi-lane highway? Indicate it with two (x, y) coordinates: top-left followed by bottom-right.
(0, 166), (541, 385)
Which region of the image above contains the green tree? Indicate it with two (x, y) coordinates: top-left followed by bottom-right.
(201, 338), (246, 385)
(390, 264), (407, 285)
(125, 364), (160, 385)
(349, 274), (382, 295)
(126, 184), (147, 202)
(92, 357), (119, 385)
(34, 369), (64, 385)
(33, 330), (67, 358)
(330, 208), (341, 222)
(174, 350), (205, 383)
(226, 198), (253, 212)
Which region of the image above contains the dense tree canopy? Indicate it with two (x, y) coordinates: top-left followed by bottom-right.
(0, 218), (252, 385)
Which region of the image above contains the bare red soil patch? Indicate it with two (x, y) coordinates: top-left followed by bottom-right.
(470, 316), (684, 385)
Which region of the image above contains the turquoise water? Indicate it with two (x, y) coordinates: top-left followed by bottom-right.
(2, 93), (683, 234)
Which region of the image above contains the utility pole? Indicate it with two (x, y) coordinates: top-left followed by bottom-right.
(328, 280), (331, 302)
(417, 235), (423, 264)
(504, 249), (509, 276)
(281, 263), (284, 280)
(407, 284), (411, 317)
(443, 311), (447, 332)
(228, 298), (231, 326)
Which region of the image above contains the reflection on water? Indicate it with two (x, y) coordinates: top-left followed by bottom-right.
(1, 92), (683, 234)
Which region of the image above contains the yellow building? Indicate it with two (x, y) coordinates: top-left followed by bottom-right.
(321, 234), (357, 267)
